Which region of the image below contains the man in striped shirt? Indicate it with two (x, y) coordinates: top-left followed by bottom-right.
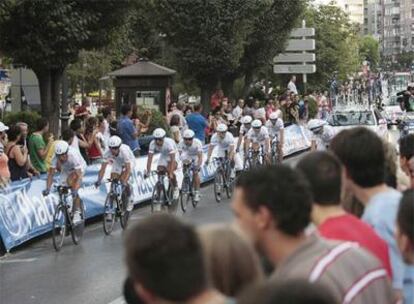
(232, 165), (394, 304)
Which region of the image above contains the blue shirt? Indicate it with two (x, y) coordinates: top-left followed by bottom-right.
(362, 189), (414, 303)
(117, 116), (140, 152)
(186, 113), (207, 143)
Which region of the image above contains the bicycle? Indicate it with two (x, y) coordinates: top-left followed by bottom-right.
(244, 145), (265, 170)
(102, 178), (130, 235)
(51, 185), (85, 251)
(150, 170), (177, 213)
(270, 137), (283, 165)
(180, 160), (198, 213)
(213, 152), (235, 203)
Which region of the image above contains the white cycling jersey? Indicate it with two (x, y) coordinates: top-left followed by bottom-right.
(103, 144), (135, 174)
(51, 146), (87, 185)
(210, 132), (235, 157)
(312, 125), (336, 151)
(246, 126), (270, 144)
(265, 119), (284, 138)
(239, 124), (251, 136)
(178, 138), (203, 162)
(149, 137), (178, 167)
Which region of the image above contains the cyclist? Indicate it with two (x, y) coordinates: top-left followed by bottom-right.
(206, 123), (236, 177)
(95, 136), (135, 212)
(265, 112), (285, 161)
(43, 140), (86, 223)
(236, 115), (252, 153)
(244, 119), (271, 164)
(145, 128), (179, 200)
(178, 129), (203, 203)
(308, 119), (336, 151)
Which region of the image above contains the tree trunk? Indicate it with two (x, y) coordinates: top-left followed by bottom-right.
(221, 76), (236, 100)
(200, 86), (212, 115)
(242, 72), (254, 99)
(51, 69), (63, 136)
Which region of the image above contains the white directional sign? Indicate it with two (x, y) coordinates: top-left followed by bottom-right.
(290, 28), (315, 37)
(286, 39), (315, 51)
(273, 64), (316, 74)
(274, 53), (316, 63)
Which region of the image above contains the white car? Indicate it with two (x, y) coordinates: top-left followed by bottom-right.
(327, 107), (389, 141)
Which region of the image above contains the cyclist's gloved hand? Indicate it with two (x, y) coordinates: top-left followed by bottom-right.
(95, 181), (101, 188)
(42, 189), (50, 196)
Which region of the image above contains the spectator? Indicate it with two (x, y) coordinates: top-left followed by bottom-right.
(287, 75), (298, 95)
(0, 121), (8, 148)
(70, 118), (91, 164)
(169, 114), (182, 144)
(97, 116), (107, 153)
(109, 120), (119, 137)
(16, 121), (28, 148)
(211, 90), (224, 111)
(132, 105), (152, 136)
(232, 165), (394, 304)
(0, 122), (10, 186)
(238, 279), (337, 304)
(101, 107), (113, 145)
(123, 277), (144, 304)
(184, 105), (192, 117)
(243, 98), (254, 117)
(186, 103), (208, 143)
(232, 99), (245, 123)
(5, 125), (32, 181)
(264, 99), (275, 120)
(330, 127), (413, 303)
(84, 117), (103, 164)
(74, 99), (90, 121)
(297, 151), (392, 277)
(252, 100), (266, 123)
(399, 134), (414, 189)
(384, 142), (398, 189)
(167, 102), (187, 129)
(125, 214), (229, 304)
(198, 224), (263, 297)
(118, 104), (140, 157)
(28, 118), (54, 174)
(396, 190), (414, 265)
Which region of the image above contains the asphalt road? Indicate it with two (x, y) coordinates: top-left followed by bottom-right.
(0, 129), (400, 304)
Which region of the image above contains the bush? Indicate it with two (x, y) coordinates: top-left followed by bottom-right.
(3, 111), (42, 133)
(307, 97), (318, 119)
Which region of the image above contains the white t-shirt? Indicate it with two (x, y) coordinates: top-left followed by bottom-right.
(178, 138), (203, 161)
(232, 106), (243, 120)
(246, 127), (270, 144)
(265, 119), (284, 138)
(288, 81), (298, 94)
(50, 147), (86, 176)
(103, 144), (135, 174)
(210, 132), (235, 157)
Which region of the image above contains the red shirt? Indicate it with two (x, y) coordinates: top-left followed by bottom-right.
(319, 214), (392, 278)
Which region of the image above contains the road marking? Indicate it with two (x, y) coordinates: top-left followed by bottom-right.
(0, 258), (37, 264)
(108, 296), (125, 304)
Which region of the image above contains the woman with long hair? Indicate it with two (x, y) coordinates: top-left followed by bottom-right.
(84, 117), (103, 164)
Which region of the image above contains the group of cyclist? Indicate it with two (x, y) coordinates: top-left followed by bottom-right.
(42, 107), (334, 227)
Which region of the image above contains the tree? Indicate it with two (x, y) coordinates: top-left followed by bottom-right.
(303, 4), (359, 89)
(151, 0), (257, 112)
(358, 35), (380, 69)
(395, 51), (414, 70)
(0, 0), (132, 133)
(223, 0), (306, 98)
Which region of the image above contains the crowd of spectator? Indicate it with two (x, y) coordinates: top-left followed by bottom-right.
(121, 127), (414, 304)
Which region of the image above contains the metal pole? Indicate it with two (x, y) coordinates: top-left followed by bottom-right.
(302, 20), (307, 95)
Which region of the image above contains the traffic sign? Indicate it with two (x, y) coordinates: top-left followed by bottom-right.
(273, 64), (316, 74)
(286, 39), (315, 51)
(290, 28), (315, 37)
(274, 53), (315, 63)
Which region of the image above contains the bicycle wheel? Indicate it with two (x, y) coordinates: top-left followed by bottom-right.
(225, 168), (234, 199)
(214, 171), (223, 203)
(71, 199), (85, 245)
(180, 177), (191, 213)
(151, 184), (162, 213)
(52, 204), (66, 251)
(166, 186), (178, 214)
(103, 194), (115, 235)
(120, 193), (130, 230)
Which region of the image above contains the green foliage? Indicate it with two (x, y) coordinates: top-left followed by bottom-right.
(358, 36), (380, 69)
(307, 97), (318, 119)
(304, 4), (360, 87)
(3, 111), (42, 133)
(395, 51), (414, 70)
(137, 107), (170, 134)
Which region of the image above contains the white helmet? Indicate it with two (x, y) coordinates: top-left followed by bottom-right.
(183, 129), (195, 139)
(269, 112), (279, 120)
(108, 136), (122, 148)
(308, 119), (327, 131)
(252, 119), (262, 128)
(241, 116), (252, 124)
(153, 128), (166, 139)
(216, 123), (228, 133)
(55, 140), (69, 155)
